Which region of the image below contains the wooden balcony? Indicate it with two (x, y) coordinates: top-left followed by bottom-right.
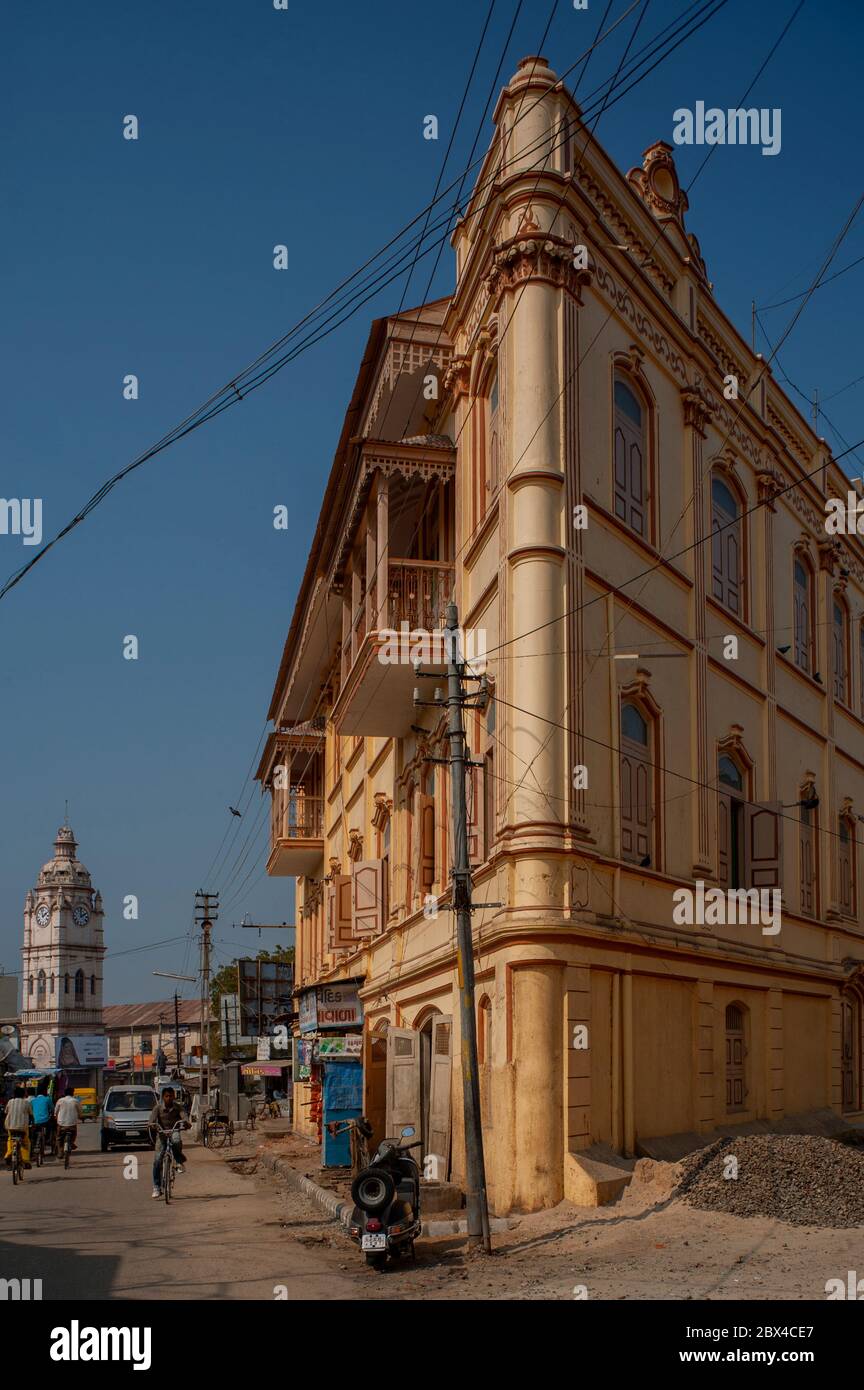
(267, 790), (326, 877)
(333, 558), (454, 737)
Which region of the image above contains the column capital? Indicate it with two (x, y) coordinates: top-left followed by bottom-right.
(680, 382), (713, 436)
(485, 233), (591, 305)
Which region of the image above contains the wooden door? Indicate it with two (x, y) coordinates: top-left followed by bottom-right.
(386, 1027), (420, 1140)
(364, 1029), (388, 1149)
(426, 1015), (453, 1180)
(841, 998), (856, 1112)
(725, 1004), (746, 1112)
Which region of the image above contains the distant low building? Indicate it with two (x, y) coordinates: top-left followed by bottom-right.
(102, 1000), (204, 1075)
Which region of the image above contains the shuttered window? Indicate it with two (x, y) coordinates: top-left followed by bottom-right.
(839, 817), (855, 916)
(613, 378), (647, 538)
(834, 600), (849, 704)
(620, 702), (652, 865)
(793, 558), (813, 673)
(711, 475), (742, 615)
(799, 786), (818, 918)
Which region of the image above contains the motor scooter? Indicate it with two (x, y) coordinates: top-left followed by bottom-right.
(348, 1124), (422, 1269)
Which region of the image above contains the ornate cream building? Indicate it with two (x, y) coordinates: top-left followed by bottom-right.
(21, 822), (106, 1075)
(257, 56), (864, 1211)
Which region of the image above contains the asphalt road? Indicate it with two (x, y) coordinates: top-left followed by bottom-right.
(0, 1120), (359, 1300)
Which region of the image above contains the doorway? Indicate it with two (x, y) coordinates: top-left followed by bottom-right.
(724, 1002), (747, 1113)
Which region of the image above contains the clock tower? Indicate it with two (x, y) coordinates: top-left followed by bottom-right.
(21, 821), (106, 1077)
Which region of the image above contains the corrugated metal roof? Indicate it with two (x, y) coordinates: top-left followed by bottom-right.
(103, 1000), (203, 1029)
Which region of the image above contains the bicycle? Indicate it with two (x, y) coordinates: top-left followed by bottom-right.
(8, 1132), (26, 1185)
(58, 1126), (75, 1170)
(202, 1111), (234, 1149)
(32, 1125), (46, 1168)
(155, 1121), (187, 1205)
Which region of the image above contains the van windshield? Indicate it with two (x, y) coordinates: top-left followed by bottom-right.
(105, 1091), (155, 1112)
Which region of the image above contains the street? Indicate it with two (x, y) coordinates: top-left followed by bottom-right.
(0, 1123), (360, 1301)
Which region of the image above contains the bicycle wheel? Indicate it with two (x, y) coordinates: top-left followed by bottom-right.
(35, 1135), (43, 1168)
(163, 1154), (172, 1205)
(12, 1147), (19, 1185)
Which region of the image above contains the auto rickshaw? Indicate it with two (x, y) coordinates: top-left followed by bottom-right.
(73, 1087), (98, 1121)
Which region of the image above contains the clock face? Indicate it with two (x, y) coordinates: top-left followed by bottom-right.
(73, 905), (90, 927)
(35, 904), (50, 927)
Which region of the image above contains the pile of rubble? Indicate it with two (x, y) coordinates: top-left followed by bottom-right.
(678, 1133), (864, 1227)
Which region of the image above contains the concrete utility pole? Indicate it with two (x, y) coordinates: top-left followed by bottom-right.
(194, 891), (219, 1116)
(417, 601), (491, 1252)
(174, 992), (181, 1071)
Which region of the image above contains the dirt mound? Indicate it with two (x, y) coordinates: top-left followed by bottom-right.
(678, 1133), (864, 1228)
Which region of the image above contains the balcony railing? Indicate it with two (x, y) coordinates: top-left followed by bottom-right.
(341, 558), (454, 684)
(272, 791), (325, 843)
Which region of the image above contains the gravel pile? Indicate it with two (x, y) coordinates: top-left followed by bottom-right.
(677, 1133), (864, 1228)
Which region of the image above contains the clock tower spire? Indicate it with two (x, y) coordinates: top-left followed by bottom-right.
(20, 822), (107, 1082)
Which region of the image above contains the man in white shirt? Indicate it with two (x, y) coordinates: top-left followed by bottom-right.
(54, 1089), (81, 1151)
(4, 1087), (33, 1167)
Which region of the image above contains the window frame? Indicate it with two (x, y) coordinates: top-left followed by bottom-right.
(793, 552), (815, 675)
(612, 370), (651, 542)
(710, 469), (746, 620)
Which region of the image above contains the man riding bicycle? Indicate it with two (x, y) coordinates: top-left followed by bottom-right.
(54, 1088), (81, 1151)
(149, 1087), (190, 1199)
(4, 1087), (33, 1169)
(30, 1083), (54, 1158)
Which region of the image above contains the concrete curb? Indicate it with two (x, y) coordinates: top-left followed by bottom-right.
(257, 1151), (512, 1236)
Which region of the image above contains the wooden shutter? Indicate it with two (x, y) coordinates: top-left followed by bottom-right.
(427, 1015), (453, 1180)
(330, 874), (353, 948)
(419, 794), (436, 893)
(744, 802), (782, 889)
(385, 1027), (420, 1139)
(364, 1030), (388, 1150)
(352, 860), (383, 936)
(718, 793), (731, 887)
(466, 762), (485, 865)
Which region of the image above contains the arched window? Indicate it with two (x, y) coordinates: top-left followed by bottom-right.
(473, 367), (499, 528)
(711, 474), (743, 615)
(838, 813), (856, 917)
(28, 974), (34, 998)
(718, 754), (746, 888)
(613, 375), (647, 538)
(799, 781), (818, 918)
(725, 1002), (748, 1113)
(49, 973), (55, 997)
(833, 597), (850, 704)
(793, 556), (815, 673)
(90, 974), (96, 996)
(620, 700), (653, 866)
(64, 973), (69, 995)
(37, 970), (46, 1005)
(74, 969), (85, 1002)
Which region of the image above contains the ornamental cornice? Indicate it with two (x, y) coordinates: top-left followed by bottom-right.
(595, 264), (687, 381)
(755, 466), (783, 510)
(680, 382), (713, 436)
(570, 166), (675, 296)
(696, 315), (748, 390)
(485, 233), (591, 304)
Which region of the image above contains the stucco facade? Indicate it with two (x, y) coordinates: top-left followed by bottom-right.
(257, 57), (864, 1212)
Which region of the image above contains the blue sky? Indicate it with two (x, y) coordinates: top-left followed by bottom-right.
(3, 0), (862, 1005)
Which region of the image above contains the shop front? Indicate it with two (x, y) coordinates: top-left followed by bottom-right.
(294, 978), (364, 1165)
(239, 1062), (292, 1120)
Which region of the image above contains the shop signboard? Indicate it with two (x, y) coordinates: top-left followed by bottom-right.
(316, 984), (362, 1029)
(241, 1064), (285, 1078)
(316, 1035), (363, 1060)
(54, 1034), (108, 1067)
(298, 989), (318, 1034)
